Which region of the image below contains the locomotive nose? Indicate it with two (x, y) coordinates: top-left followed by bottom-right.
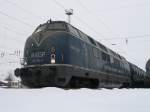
(24, 31), (70, 65)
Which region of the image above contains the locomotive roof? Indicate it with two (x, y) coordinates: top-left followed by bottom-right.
(38, 20), (67, 26)
(34, 20), (126, 61)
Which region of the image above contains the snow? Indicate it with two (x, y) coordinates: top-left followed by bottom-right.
(0, 50), (22, 80)
(0, 88), (150, 112)
(0, 1), (150, 112)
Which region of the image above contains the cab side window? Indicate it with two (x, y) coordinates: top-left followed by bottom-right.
(102, 52), (110, 63)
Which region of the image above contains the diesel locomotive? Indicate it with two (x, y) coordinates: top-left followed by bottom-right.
(15, 20), (150, 88)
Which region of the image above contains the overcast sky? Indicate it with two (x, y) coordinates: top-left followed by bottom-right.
(0, 0), (150, 70)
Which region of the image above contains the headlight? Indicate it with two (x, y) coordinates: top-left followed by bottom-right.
(51, 54), (55, 64)
(51, 58), (55, 64)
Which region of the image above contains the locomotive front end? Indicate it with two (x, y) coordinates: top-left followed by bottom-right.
(15, 21), (72, 87)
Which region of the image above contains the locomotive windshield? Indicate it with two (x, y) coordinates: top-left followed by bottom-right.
(34, 25), (46, 33)
(47, 23), (66, 30)
(34, 22), (66, 33)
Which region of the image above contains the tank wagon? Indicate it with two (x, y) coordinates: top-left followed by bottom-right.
(15, 20), (150, 88)
(146, 59), (150, 75)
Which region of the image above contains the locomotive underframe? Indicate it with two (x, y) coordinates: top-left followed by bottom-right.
(16, 64), (131, 88)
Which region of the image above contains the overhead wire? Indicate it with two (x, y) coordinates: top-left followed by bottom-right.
(0, 25), (27, 44)
(5, 0), (44, 20)
(1, 25), (27, 36)
(95, 1), (150, 13)
(1, 1), (149, 48)
(100, 34), (150, 40)
(0, 22), (31, 34)
(0, 1), (35, 45)
(73, 15), (105, 38)
(76, 0), (150, 44)
(0, 10), (33, 28)
(0, 0), (43, 38)
(0, 0), (106, 41)
(0, 2), (34, 58)
(76, 0), (113, 34)
(51, 0), (66, 9)
(51, 0), (105, 38)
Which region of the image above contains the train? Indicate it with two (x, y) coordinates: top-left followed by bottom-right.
(146, 59), (150, 75)
(15, 20), (150, 88)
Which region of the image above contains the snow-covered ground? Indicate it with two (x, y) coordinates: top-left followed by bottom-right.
(0, 88), (150, 112)
(0, 1), (150, 112)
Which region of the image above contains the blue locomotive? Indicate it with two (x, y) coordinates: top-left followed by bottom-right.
(15, 20), (150, 88)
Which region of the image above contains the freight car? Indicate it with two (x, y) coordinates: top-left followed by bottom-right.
(129, 62), (147, 87)
(144, 59), (150, 87)
(146, 59), (150, 75)
(15, 20), (149, 88)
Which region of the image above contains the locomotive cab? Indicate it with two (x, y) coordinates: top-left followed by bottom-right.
(16, 20), (92, 88)
(23, 21), (70, 66)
